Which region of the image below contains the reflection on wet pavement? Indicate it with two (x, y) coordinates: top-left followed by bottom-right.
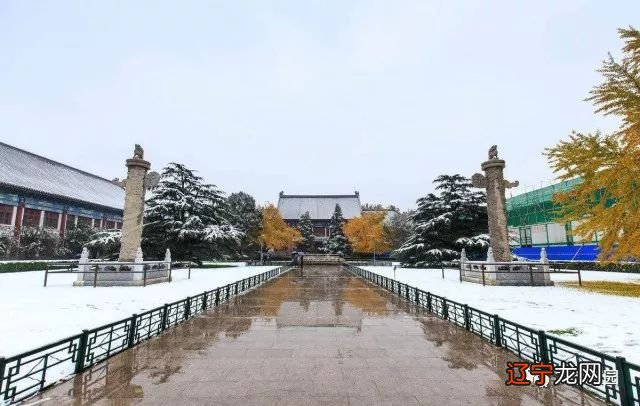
(37, 265), (603, 405)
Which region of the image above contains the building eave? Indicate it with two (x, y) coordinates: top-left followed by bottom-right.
(0, 183), (123, 214)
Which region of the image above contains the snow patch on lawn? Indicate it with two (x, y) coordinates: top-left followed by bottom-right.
(0, 266), (277, 357)
(362, 266), (640, 364)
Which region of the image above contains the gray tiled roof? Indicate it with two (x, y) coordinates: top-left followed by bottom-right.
(277, 193), (362, 220)
(0, 142), (124, 211)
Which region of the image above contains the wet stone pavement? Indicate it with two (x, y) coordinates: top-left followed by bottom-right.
(37, 265), (603, 405)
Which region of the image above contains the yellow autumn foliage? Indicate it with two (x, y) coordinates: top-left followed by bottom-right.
(344, 212), (392, 254)
(545, 27), (640, 261)
(259, 204), (301, 251)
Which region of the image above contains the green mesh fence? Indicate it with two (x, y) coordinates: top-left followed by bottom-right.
(506, 178), (582, 227)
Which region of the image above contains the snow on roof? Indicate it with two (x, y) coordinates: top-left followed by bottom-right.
(0, 142), (125, 211)
(277, 192), (362, 220)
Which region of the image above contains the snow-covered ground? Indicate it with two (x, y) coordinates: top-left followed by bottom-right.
(0, 266), (277, 357)
(202, 261), (247, 266)
(362, 266), (640, 364)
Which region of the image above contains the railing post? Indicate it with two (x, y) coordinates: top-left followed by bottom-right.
(537, 330), (549, 363)
(529, 265), (534, 286)
(442, 298), (449, 320)
(463, 304), (470, 330)
(427, 292), (432, 313)
(93, 265), (98, 288)
(615, 356), (633, 406)
(226, 285), (230, 301)
(44, 263), (49, 287)
(0, 356), (5, 397)
(184, 297), (191, 320)
(75, 329), (89, 373)
(493, 314), (502, 347)
(128, 314), (138, 348)
(161, 304), (169, 331)
(143, 267), (147, 287)
(578, 268), (582, 287)
(202, 291), (208, 311)
(215, 288), (220, 306)
(169, 265), (172, 282)
(188, 262), (191, 279)
(405, 285), (410, 300)
(441, 263), (444, 279)
(414, 288), (420, 305)
(481, 268), (486, 286)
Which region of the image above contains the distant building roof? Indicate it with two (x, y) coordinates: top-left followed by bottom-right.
(278, 191), (362, 220)
(0, 142), (125, 211)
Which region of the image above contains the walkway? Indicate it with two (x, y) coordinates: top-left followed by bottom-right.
(36, 265), (602, 405)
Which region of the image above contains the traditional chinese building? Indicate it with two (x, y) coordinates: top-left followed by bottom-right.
(0, 141), (124, 241)
(277, 191), (362, 240)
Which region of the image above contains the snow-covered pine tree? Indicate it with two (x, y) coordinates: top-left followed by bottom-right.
(143, 163), (241, 261)
(227, 191), (263, 258)
(395, 174), (487, 267)
(15, 228), (54, 258)
(297, 211), (315, 253)
(326, 204), (351, 256)
(86, 229), (122, 258)
(59, 222), (90, 254)
(455, 234), (490, 260)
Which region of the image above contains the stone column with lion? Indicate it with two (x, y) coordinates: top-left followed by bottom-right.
(471, 145), (519, 262)
(118, 144), (150, 263)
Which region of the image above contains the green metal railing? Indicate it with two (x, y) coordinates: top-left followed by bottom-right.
(345, 264), (640, 406)
(0, 266), (293, 405)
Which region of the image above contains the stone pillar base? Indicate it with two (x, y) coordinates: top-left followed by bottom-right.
(73, 263), (171, 287)
(461, 262), (554, 286)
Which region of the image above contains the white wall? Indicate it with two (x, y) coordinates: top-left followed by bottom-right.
(570, 220), (600, 243)
(531, 224), (548, 245)
(547, 223), (567, 245)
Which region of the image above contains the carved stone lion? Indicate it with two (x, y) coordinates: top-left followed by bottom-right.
(488, 145), (498, 160)
(133, 144), (144, 159)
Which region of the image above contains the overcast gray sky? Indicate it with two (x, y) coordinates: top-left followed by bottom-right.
(0, 1), (637, 210)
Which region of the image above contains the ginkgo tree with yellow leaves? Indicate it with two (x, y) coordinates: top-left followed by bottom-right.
(344, 212), (392, 255)
(259, 204), (301, 251)
(545, 27), (640, 261)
